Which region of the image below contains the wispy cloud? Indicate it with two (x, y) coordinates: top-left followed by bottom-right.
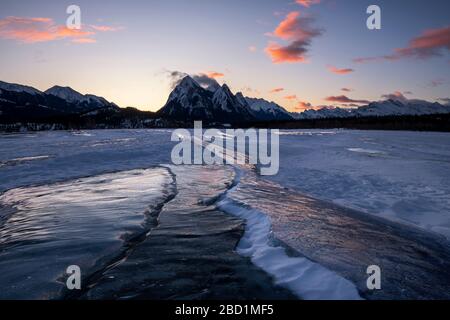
(0, 16), (122, 44)
(354, 26), (450, 63)
(325, 95), (370, 104)
(206, 71), (225, 79)
(241, 86), (260, 95)
(327, 65), (354, 75)
(341, 87), (353, 92)
(165, 70), (222, 89)
(284, 95), (298, 100)
(429, 78), (446, 87)
(381, 91), (408, 102)
(270, 87), (284, 93)
(248, 45), (257, 52)
(296, 0), (321, 8)
(193, 73), (221, 88)
(296, 100), (313, 111)
(265, 11), (323, 64)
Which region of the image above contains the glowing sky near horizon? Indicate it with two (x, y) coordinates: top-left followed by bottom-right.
(0, 0), (449, 112)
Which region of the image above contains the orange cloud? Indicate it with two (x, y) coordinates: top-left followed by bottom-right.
(206, 71), (225, 79)
(296, 101), (313, 111)
(296, 0), (321, 7)
(284, 95), (298, 100)
(354, 26), (450, 63)
(328, 65), (354, 75)
(0, 16), (121, 44)
(265, 11), (323, 64)
(270, 87), (284, 93)
(265, 41), (308, 63)
(325, 95), (370, 104)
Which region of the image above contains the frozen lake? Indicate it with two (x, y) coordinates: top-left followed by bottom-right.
(0, 129), (449, 299)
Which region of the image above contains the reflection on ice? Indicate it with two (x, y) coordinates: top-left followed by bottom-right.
(226, 170), (450, 299)
(0, 168), (174, 299)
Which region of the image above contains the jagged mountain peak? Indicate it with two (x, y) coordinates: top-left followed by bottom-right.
(221, 83), (231, 91)
(178, 76), (200, 89)
(159, 78), (255, 122)
(245, 96), (293, 121)
(206, 82), (220, 92)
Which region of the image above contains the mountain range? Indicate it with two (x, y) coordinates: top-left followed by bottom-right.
(0, 80), (119, 122)
(1, 77), (450, 127)
(158, 76), (450, 122)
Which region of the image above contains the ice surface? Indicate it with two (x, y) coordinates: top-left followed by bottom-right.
(0, 130), (175, 192)
(1, 129), (450, 299)
(0, 167), (174, 299)
(269, 130), (450, 239)
(218, 188), (362, 300)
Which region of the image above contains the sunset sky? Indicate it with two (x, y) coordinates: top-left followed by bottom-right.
(0, 0), (449, 112)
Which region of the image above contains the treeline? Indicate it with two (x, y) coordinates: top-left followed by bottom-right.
(0, 107), (185, 132)
(2, 112), (450, 132)
(248, 114), (450, 132)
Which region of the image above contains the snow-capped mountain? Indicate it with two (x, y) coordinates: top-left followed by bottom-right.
(245, 97), (293, 121)
(45, 86), (116, 110)
(353, 99), (450, 117)
(0, 81), (43, 96)
(293, 107), (351, 119)
(293, 99), (450, 120)
(158, 76), (254, 123)
(158, 76), (294, 123)
(212, 84), (254, 118)
(0, 80), (119, 123)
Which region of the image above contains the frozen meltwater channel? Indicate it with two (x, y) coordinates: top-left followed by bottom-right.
(223, 170), (450, 300)
(0, 168), (175, 299)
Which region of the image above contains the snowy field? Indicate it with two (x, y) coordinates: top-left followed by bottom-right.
(270, 130), (450, 239)
(1, 129), (450, 299)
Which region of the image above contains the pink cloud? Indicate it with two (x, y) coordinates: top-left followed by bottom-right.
(206, 71), (224, 79)
(270, 87), (284, 93)
(248, 45), (257, 52)
(296, 0), (321, 7)
(0, 16), (122, 44)
(325, 95), (370, 104)
(296, 100), (313, 111)
(381, 91), (408, 102)
(284, 95), (298, 100)
(354, 26), (450, 63)
(328, 65), (354, 75)
(265, 11), (323, 64)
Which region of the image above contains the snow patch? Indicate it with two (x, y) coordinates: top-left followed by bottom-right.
(217, 170), (362, 300)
